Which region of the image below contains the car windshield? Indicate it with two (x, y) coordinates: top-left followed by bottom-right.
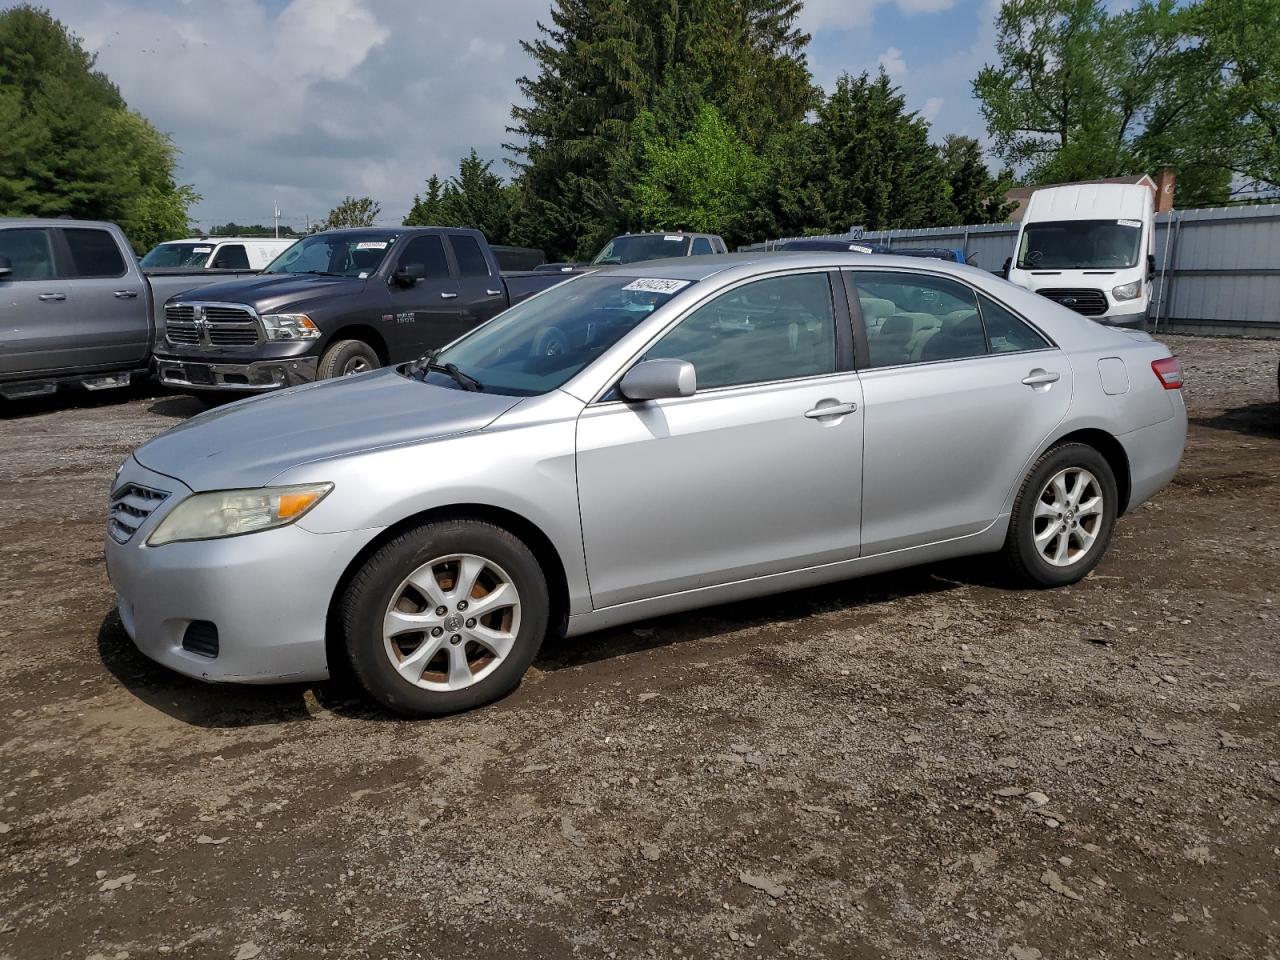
(420, 275), (689, 396)
(592, 235), (691, 265)
(1017, 220), (1142, 270)
(140, 243), (214, 268)
(262, 232), (399, 277)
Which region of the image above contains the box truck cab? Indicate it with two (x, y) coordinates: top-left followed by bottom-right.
(1008, 183), (1155, 329)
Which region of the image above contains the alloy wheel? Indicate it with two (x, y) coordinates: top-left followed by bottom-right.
(1033, 467), (1104, 567)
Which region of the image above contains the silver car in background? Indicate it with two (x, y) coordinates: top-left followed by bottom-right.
(105, 254), (1187, 716)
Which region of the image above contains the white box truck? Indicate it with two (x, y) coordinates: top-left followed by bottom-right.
(1007, 183), (1155, 329)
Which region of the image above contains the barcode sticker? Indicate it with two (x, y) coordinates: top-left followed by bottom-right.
(622, 278), (692, 294)
(1117, 219), (1142, 228)
(355, 241), (388, 250)
(193, 247), (212, 254)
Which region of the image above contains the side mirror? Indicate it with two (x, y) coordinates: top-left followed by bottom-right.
(618, 359), (696, 401)
(1147, 253), (1156, 279)
(393, 263), (425, 287)
(1000, 257), (1012, 280)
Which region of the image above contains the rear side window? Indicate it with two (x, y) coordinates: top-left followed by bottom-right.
(853, 272), (984, 368)
(979, 294), (1051, 352)
(449, 235), (490, 277)
(212, 244), (249, 269)
(398, 235), (451, 280)
(61, 228), (127, 278)
(691, 237), (713, 255)
(0, 228), (57, 280)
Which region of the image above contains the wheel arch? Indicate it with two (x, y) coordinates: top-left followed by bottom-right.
(324, 324), (390, 364)
(1044, 427), (1133, 514)
(324, 503), (571, 680)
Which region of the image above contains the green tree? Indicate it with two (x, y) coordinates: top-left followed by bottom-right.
(404, 175), (447, 226)
(406, 152), (516, 243)
(320, 196), (380, 230)
(939, 134), (1016, 224)
(0, 4), (198, 250)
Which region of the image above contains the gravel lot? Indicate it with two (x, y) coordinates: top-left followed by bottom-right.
(1, 334), (1278, 960)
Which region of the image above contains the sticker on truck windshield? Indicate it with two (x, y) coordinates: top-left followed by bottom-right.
(1117, 219), (1142, 228)
(663, 235), (685, 241)
(622, 278), (692, 294)
(193, 247), (212, 254)
(355, 241), (388, 250)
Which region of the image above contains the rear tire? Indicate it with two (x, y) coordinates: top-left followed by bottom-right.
(318, 339), (380, 379)
(1003, 442), (1118, 588)
(341, 519), (549, 717)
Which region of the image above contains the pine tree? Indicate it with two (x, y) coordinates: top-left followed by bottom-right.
(939, 134), (1016, 225)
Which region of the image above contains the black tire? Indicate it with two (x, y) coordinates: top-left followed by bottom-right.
(340, 519), (549, 717)
(318, 339), (380, 379)
(1003, 442), (1118, 588)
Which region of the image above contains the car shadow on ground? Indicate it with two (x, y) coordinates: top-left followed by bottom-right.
(1190, 401), (1280, 440)
(97, 557), (1010, 728)
(146, 393), (209, 420)
(0, 379), (168, 421)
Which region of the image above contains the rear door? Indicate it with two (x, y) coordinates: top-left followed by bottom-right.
(847, 269), (1070, 555)
(387, 233), (464, 355)
(56, 226), (149, 368)
(0, 226), (74, 375)
(447, 233), (508, 328)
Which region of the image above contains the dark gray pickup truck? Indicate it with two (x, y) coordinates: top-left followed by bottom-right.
(0, 218), (257, 400)
(154, 227), (574, 395)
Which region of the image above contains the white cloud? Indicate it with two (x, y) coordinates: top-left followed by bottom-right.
(877, 46), (907, 77)
(920, 96), (945, 122)
(798, 0), (956, 31)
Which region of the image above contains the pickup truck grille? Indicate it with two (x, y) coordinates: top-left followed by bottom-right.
(1038, 288), (1108, 317)
(164, 302), (262, 347)
(108, 483), (169, 544)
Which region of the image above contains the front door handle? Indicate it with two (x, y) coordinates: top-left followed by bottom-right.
(485, 288), (502, 296)
(1021, 369), (1061, 386)
(804, 400), (858, 419)
(113, 290), (139, 299)
(38, 293), (66, 302)
(440, 292), (458, 300)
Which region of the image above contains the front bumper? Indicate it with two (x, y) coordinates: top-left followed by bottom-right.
(155, 356), (319, 392)
(105, 457), (382, 683)
(1096, 304), (1148, 329)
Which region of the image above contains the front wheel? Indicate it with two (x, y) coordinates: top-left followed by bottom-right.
(318, 339), (380, 379)
(1003, 443), (1118, 587)
(340, 519), (549, 717)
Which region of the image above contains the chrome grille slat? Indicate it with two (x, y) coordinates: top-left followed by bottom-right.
(109, 483), (169, 544)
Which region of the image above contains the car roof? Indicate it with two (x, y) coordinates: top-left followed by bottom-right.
(592, 251), (989, 283)
(159, 237), (296, 245)
(0, 217), (118, 230)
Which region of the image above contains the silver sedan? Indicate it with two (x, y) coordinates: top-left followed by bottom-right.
(105, 254), (1187, 715)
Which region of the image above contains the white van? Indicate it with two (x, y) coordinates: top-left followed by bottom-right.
(140, 237), (297, 272)
(1007, 183), (1155, 328)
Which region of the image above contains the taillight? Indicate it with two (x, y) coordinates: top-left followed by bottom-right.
(1151, 356), (1183, 389)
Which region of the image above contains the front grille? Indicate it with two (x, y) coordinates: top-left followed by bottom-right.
(182, 621), (219, 659)
(108, 483), (169, 544)
(1038, 288), (1108, 317)
(203, 306), (254, 323)
(163, 303), (261, 347)
(164, 304), (200, 344)
(207, 324), (259, 346)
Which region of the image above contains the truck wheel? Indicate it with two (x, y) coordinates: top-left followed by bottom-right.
(340, 518), (549, 717)
(318, 340), (380, 379)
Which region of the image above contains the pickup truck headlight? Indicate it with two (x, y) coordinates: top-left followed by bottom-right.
(1112, 281), (1142, 302)
(261, 313), (320, 340)
(147, 483), (333, 545)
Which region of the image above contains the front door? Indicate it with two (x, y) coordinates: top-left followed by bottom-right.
(576, 270), (864, 609)
(388, 234), (464, 356)
(0, 226), (77, 376)
(848, 270), (1072, 555)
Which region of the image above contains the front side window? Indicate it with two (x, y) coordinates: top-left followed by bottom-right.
(643, 272), (837, 390)
(0, 228), (57, 280)
(854, 272), (984, 368)
(262, 231), (399, 277)
(427, 275), (685, 396)
(449, 235), (490, 277)
(397, 235), (451, 280)
(211, 244), (249, 269)
(1016, 220), (1142, 270)
(62, 228), (126, 278)
(691, 237), (713, 255)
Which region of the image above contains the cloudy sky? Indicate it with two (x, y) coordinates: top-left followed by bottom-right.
(32, 0), (1002, 232)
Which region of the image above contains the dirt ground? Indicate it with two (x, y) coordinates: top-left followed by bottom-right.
(0, 334), (1277, 960)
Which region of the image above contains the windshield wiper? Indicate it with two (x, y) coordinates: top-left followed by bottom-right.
(299, 270), (343, 277)
(407, 351), (483, 391)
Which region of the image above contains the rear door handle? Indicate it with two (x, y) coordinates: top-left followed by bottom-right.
(38, 293), (66, 302)
(113, 290), (139, 299)
(804, 400), (858, 419)
(440, 292), (458, 300)
(485, 288), (502, 296)
(1021, 369), (1061, 386)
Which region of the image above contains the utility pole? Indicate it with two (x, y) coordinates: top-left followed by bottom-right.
(273, 202), (280, 238)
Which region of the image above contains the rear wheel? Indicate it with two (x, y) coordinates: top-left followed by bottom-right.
(341, 519), (549, 717)
(1003, 442), (1118, 587)
(318, 339), (380, 379)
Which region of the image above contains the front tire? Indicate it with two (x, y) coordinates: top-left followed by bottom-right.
(318, 339), (380, 379)
(1003, 442), (1118, 587)
(340, 519), (549, 717)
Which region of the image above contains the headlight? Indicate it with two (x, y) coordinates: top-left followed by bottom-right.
(147, 483), (333, 545)
(261, 313), (320, 340)
(1112, 281), (1142, 302)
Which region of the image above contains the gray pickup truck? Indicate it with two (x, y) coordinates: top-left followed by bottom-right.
(0, 218), (256, 400)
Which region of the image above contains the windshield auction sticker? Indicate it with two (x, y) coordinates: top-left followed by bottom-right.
(622, 278), (692, 294)
(355, 241), (388, 250)
(1117, 219), (1142, 228)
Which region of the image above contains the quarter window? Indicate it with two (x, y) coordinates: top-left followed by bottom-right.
(448, 235), (490, 277)
(980, 293), (1051, 352)
(0, 228), (57, 280)
(643, 272), (837, 390)
(61, 228), (127, 278)
(398, 235), (451, 281)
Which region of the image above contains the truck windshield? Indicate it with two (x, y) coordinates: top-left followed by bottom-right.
(593, 235), (691, 265)
(262, 232), (399, 277)
(420, 275), (688, 396)
(1016, 220), (1142, 270)
(141, 243), (214, 268)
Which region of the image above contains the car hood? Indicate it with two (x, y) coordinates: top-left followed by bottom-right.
(133, 370), (522, 491)
(166, 272), (362, 310)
